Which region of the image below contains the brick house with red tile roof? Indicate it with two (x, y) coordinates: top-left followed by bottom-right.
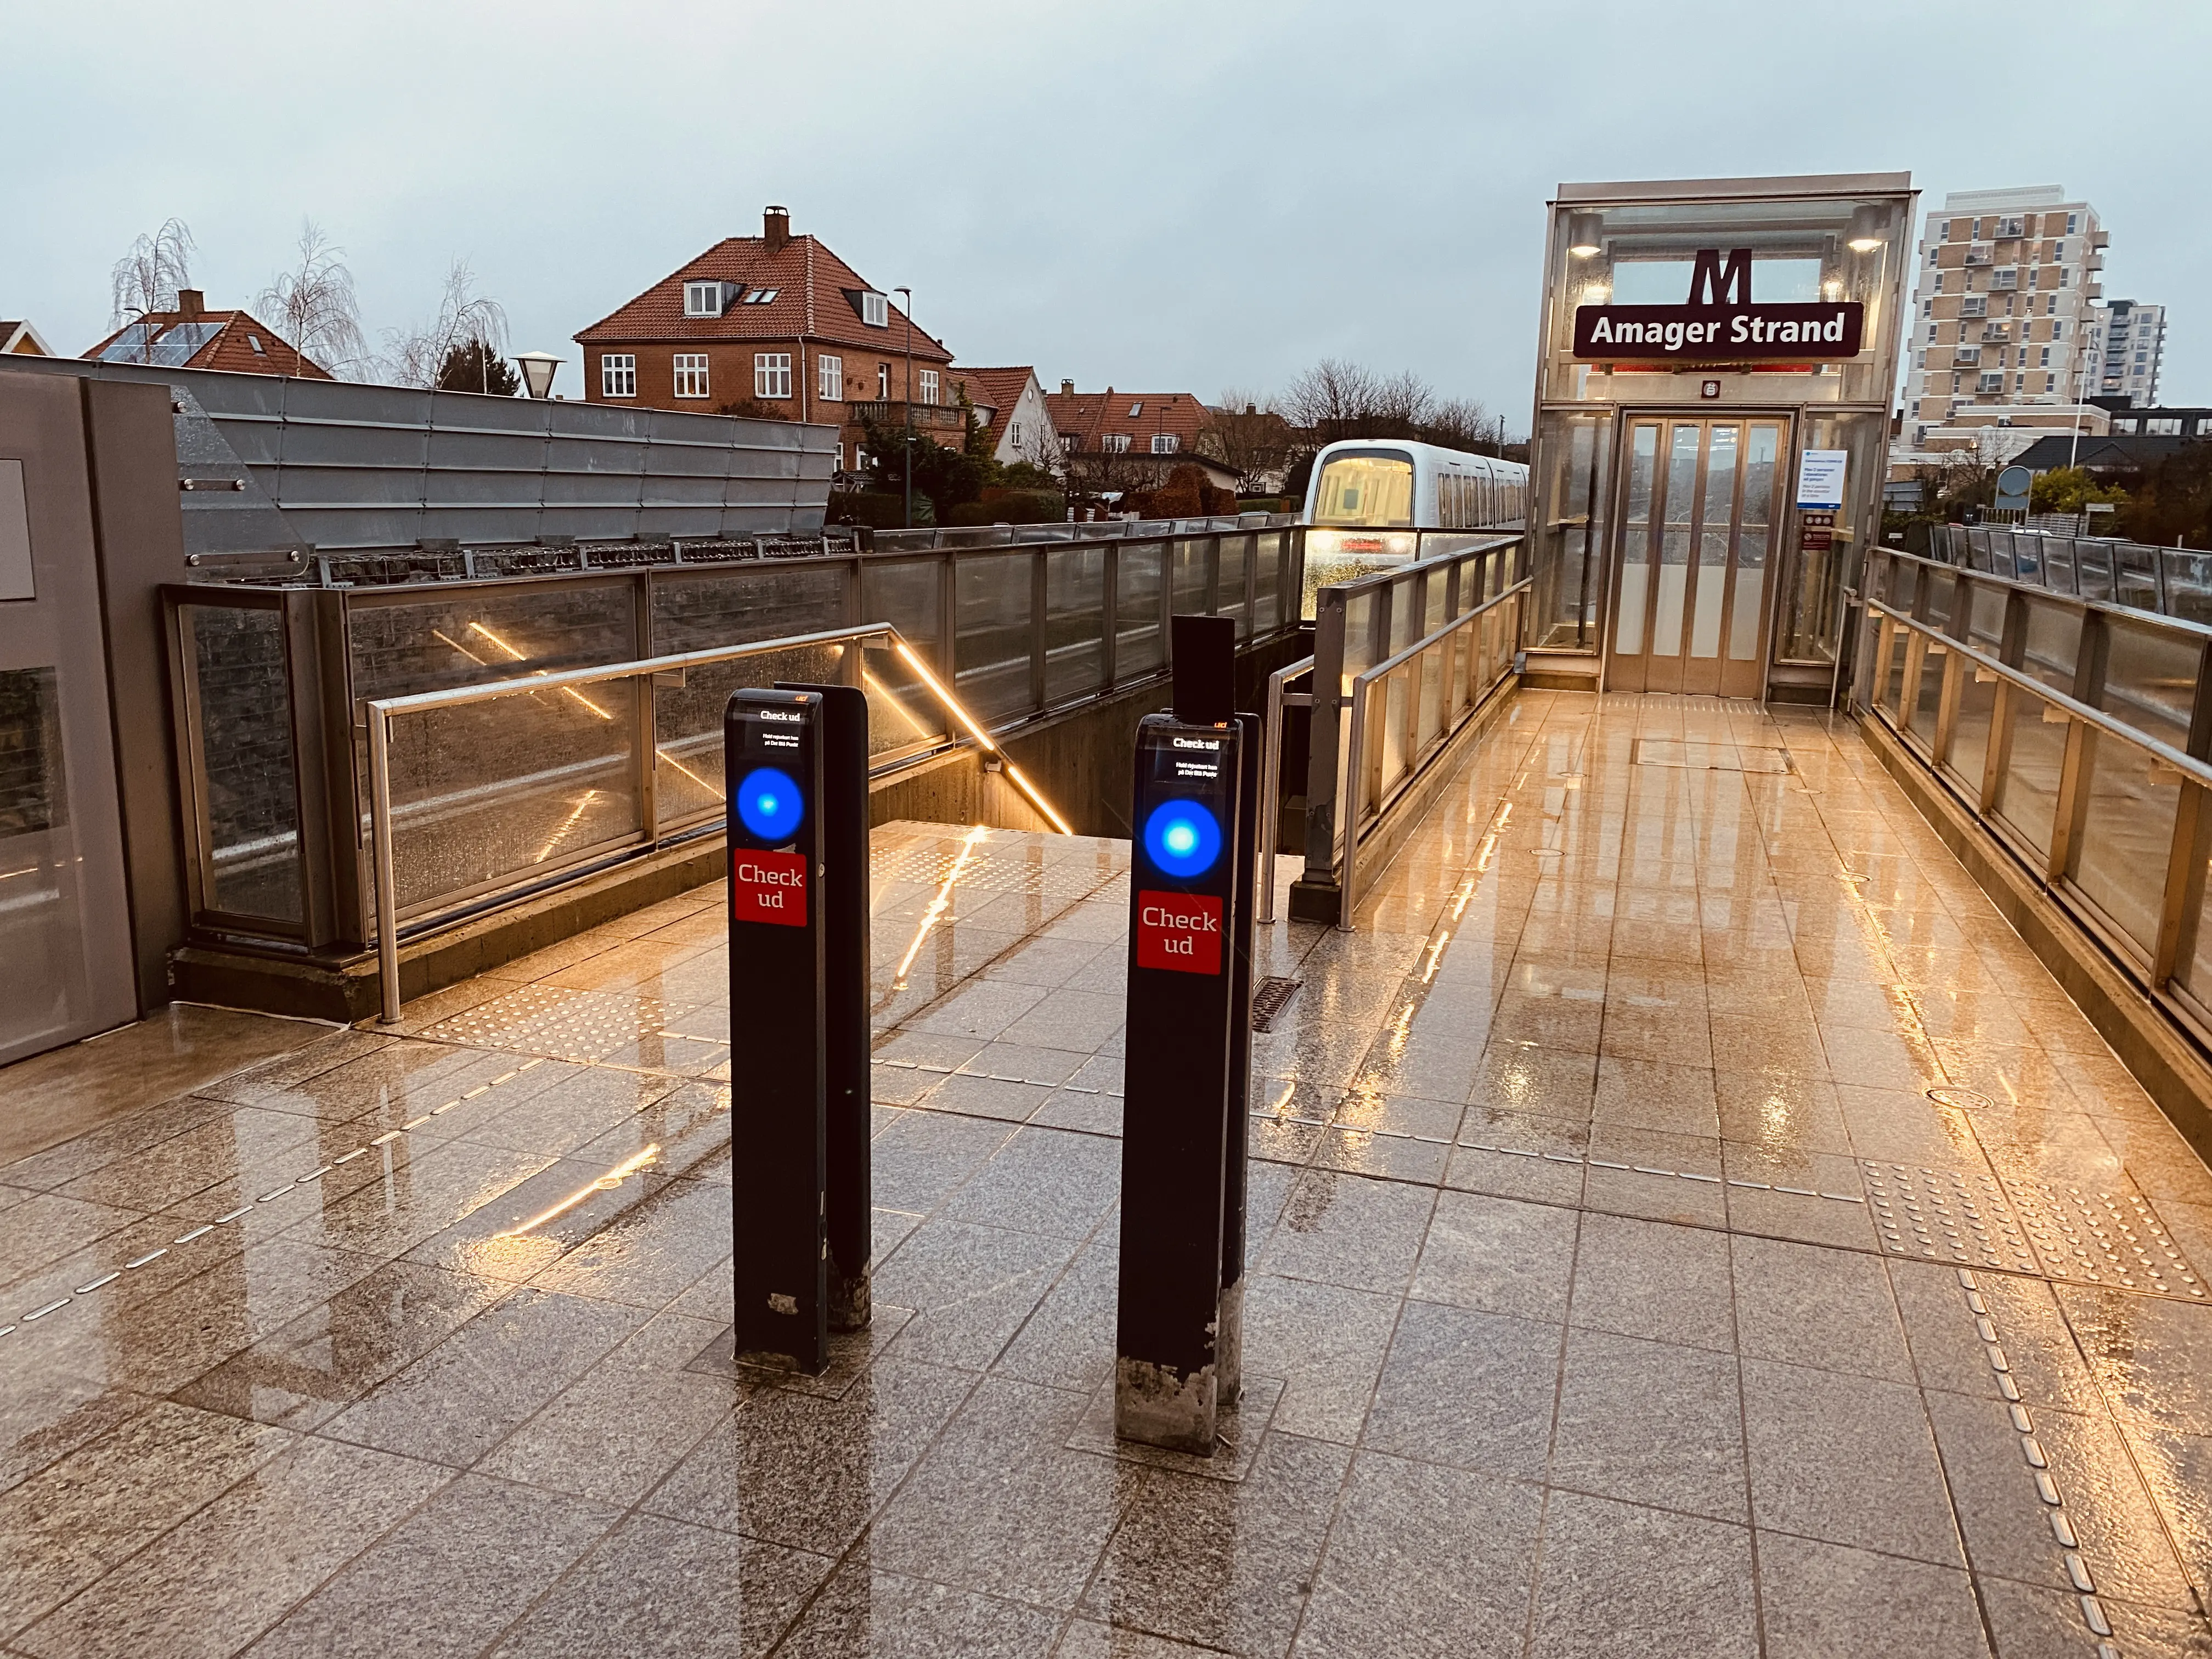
(574, 206), (955, 473)
(1043, 382), (1237, 495)
(82, 290), (332, 377)
(947, 366), (1058, 470)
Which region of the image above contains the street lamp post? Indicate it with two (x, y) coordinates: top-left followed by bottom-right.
(896, 287), (913, 530)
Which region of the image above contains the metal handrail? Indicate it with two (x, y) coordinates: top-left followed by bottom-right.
(1338, 575), (1531, 925)
(1257, 654), (1314, 924)
(364, 620), (1060, 1023)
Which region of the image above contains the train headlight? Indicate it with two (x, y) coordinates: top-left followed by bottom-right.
(1307, 529), (1340, 556)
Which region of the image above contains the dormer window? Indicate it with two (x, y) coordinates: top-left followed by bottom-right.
(684, 280), (735, 317)
(1150, 433), (1178, 454)
(860, 291), (889, 328)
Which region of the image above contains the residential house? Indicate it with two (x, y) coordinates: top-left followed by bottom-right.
(81, 291), (331, 377)
(1044, 382), (1237, 496)
(949, 366), (1057, 471)
(1, 320), (53, 356)
(573, 206), (954, 475)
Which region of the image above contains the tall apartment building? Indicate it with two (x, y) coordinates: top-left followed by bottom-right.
(2089, 298), (2165, 406)
(1900, 185), (2107, 446)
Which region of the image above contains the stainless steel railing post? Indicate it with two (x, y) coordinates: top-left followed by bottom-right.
(370, 704), (402, 1024)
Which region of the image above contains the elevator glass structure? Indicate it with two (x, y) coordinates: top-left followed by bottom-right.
(1523, 173), (1915, 701)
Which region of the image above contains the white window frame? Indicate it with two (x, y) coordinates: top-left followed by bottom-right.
(754, 352), (792, 399)
(918, 369), (939, 406)
(672, 353), (710, 399)
(817, 354), (843, 401)
(683, 280), (726, 318)
(1150, 433), (1178, 455)
(877, 364), (889, 400)
(601, 353), (637, 398)
(1101, 433), (1130, 453)
(860, 291), (889, 329)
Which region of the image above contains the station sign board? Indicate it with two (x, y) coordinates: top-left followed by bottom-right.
(1574, 247), (1865, 362)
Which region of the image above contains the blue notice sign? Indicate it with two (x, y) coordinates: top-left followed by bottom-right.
(1796, 449), (1848, 510)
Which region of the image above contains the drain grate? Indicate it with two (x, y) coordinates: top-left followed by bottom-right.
(2001, 1179), (2204, 1299)
(1251, 977), (1302, 1032)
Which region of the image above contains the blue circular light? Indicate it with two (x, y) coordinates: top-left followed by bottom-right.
(1143, 799), (1222, 879)
(737, 766), (805, 842)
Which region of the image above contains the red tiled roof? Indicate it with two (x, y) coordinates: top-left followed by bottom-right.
(947, 365), (1036, 435)
(81, 308), (332, 377)
(575, 233), (952, 362)
(1045, 389), (1210, 452)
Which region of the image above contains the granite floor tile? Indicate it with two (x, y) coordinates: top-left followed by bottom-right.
(1888, 1262), (2108, 1415)
(522, 1171), (735, 1310)
(874, 1218), (1079, 1370)
(1256, 1170), (1435, 1296)
(1729, 1233), (1912, 1382)
(1753, 1531), (1990, 1659)
(15, 1435), (451, 1659)
(871, 1112), (1020, 1215)
(484, 1511), (831, 1659)
(1974, 1575), (2212, 1658)
(1408, 1188), (1577, 1323)
(944, 1127), (1122, 1239)
(1526, 1489), (1758, 1659)
(1363, 1299), (1564, 1481)
(993, 1230), (1118, 1393)
(774, 1562), (1062, 1658)
(2057, 1285), (2212, 1438)
(1294, 1451), (1543, 1659)
(1549, 1325), (1746, 1522)
(1081, 1431), (1350, 1657)
(647, 1354), (970, 1561)
(1740, 1355), (1964, 1567)
(865, 1376), (1124, 1611)
(1568, 1212), (1735, 1353)
(1235, 1274), (1400, 1445)
(240, 1473), (618, 1659)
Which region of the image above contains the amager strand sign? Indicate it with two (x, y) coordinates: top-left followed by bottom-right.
(1573, 247), (1864, 363)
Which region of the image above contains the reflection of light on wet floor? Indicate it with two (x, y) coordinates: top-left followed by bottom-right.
(534, 789), (600, 863)
(498, 1144), (661, 1238)
(894, 825), (989, 989)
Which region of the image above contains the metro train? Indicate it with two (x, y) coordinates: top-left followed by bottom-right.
(1300, 438), (1529, 568)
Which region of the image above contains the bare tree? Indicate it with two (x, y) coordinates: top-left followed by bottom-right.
(1280, 359), (1384, 448)
(257, 218), (367, 379)
(380, 258), (510, 390)
(109, 218), (198, 358)
(1197, 391), (1292, 492)
(1424, 397), (1503, 455)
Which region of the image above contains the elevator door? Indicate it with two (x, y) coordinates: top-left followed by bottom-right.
(1607, 416), (1786, 697)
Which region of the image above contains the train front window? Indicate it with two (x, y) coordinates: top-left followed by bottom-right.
(1312, 455), (1414, 526)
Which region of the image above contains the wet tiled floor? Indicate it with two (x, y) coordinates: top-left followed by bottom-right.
(5, 690), (2212, 1656)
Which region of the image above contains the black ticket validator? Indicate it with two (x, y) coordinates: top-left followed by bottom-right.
(1115, 616), (1254, 1455)
(725, 688), (831, 1373)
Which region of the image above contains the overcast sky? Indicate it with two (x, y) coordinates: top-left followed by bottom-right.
(7, 0), (2207, 427)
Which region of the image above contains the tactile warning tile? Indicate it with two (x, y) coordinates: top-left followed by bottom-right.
(2000, 1179), (2207, 1300)
(424, 983), (670, 1061)
(1861, 1161), (2039, 1273)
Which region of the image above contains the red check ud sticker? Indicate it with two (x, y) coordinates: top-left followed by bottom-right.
(731, 849), (808, 927)
(1137, 890), (1222, 974)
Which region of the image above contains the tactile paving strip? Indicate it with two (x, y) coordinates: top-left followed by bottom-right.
(1860, 1161), (2039, 1273)
(871, 845), (1116, 901)
(427, 984), (670, 1060)
(2001, 1178), (2205, 1299)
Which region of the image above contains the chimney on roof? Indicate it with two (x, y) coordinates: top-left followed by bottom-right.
(1060, 379), (1074, 395)
(177, 289), (205, 319)
(763, 205), (790, 253)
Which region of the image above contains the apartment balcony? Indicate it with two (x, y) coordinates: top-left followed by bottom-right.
(1953, 347), (1984, 366)
(1977, 324), (2013, 343)
(1963, 245), (1994, 266)
(847, 400), (967, 437)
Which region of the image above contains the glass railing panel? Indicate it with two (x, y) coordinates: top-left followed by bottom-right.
(1217, 534), (1249, 636)
(1906, 641), (1946, 749)
(1945, 665), (1998, 799)
(2019, 599), (2081, 694)
(953, 552), (1036, 725)
(856, 635), (948, 762)
(2100, 616), (2196, 752)
(1253, 532), (1282, 634)
(861, 558), (942, 665)
(1991, 692), (2065, 862)
(2070, 732), (2177, 956)
(184, 603), (303, 923)
(1171, 537), (1211, 619)
(2164, 550), (2212, 627)
(1415, 636), (1446, 753)
(387, 678), (641, 917)
(1045, 545), (1107, 704)
(1876, 622), (1910, 718)
(2115, 544), (2161, 613)
(1966, 582), (2006, 653)
(1380, 668), (1412, 803)
(1341, 592), (1377, 691)
(652, 641), (849, 828)
(651, 563), (845, 654)
(2076, 542), (2116, 603)
(1115, 540), (1165, 681)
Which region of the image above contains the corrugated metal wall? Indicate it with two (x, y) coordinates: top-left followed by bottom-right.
(0, 357), (834, 556)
